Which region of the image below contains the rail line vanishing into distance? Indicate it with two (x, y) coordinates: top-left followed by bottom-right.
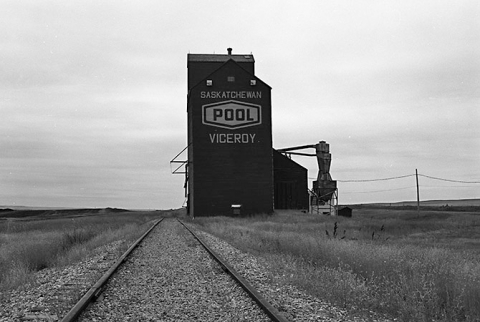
(60, 217), (289, 322)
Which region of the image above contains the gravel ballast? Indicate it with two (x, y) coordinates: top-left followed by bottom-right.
(77, 218), (271, 321)
(0, 241), (124, 322)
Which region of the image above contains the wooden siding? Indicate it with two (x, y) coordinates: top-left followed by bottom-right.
(273, 150), (309, 210)
(188, 59), (273, 216)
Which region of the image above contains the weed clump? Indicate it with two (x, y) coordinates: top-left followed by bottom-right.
(61, 228), (97, 251)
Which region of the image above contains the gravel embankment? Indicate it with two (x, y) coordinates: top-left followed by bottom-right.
(193, 226), (396, 322)
(77, 218), (271, 321)
(0, 241), (124, 322)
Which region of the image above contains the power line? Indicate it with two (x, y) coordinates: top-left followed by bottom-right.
(307, 170), (479, 199)
(418, 174), (480, 184)
(343, 186), (413, 194)
(315, 173), (480, 184)
(336, 174), (415, 182)
(421, 184), (478, 188)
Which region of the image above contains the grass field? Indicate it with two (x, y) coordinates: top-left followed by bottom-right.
(2, 204), (479, 321)
(189, 206), (480, 322)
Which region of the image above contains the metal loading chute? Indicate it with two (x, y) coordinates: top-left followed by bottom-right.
(277, 141), (338, 215)
(313, 141), (337, 203)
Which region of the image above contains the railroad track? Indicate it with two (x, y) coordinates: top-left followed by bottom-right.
(61, 217), (289, 322)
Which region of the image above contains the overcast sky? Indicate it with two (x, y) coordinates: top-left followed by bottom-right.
(1, 0), (479, 209)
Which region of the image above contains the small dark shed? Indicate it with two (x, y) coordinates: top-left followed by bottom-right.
(273, 150), (308, 210)
(338, 207), (353, 217)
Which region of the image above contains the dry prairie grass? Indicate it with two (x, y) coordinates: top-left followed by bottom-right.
(190, 207), (480, 322)
(0, 209), (172, 291)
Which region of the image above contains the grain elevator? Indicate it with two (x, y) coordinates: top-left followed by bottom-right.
(175, 48), (309, 217)
(186, 49), (274, 216)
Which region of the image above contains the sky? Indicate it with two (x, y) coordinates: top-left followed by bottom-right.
(1, 0), (479, 209)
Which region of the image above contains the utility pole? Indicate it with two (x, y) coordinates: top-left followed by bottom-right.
(416, 169), (420, 216)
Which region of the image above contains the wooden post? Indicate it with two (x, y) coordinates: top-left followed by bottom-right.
(416, 169), (420, 216)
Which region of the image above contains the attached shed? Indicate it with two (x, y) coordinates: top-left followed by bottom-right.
(273, 150), (309, 210)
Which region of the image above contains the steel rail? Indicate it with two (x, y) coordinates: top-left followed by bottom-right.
(61, 218), (164, 322)
(178, 219), (290, 322)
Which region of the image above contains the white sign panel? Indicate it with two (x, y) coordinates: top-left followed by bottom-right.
(202, 100), (262, 130)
